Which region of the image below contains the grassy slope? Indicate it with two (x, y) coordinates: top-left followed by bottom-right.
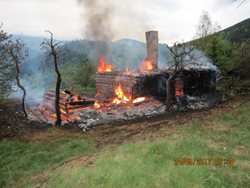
(45, 101), (250, 188)
(0, 99), (249, 187)
(0, 133), (95, 187)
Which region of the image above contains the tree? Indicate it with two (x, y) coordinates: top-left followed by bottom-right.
(205, 34), (232, 74)
(8, 39), (28, 117)
(165, 43), (196, 110)
(194, 11), (232, 75)
(75, 61), (95, 90)
(196, 11), (221, 39)
(0, 23), (13, 96)
(41, 31), (62, 126)
(230, 40), (250, 79)
(0, 23), (28, 117)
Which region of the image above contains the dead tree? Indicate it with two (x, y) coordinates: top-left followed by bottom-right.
(165, 43), (195, 110)
(8, 40), (28, 117)
(0, 23), (28, 116)
(41, 31), (62, 126)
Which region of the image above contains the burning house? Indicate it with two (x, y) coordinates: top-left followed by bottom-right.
(28, 31), (220, 130)
(95, 31), (218, 105)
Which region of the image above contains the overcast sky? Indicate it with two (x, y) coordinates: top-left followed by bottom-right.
(0, 0), (249, 44)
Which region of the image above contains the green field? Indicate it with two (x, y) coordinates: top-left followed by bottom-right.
(0, 99), (250, 188)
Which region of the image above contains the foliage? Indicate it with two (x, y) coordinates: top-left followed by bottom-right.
(0, 24), (28, 99)
(191, 12), (250, 96)
(60, 55), (96, 93)
(0, 24), (14, 97)
(0, 137), (95, 187)
(222, 18), (250, 43)
(230, 40), (250, 79)
(73, 61), (96, 89)
(205, 34), (232, 74)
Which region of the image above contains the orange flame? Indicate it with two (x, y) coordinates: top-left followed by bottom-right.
(132, 97), (145, 104)
(112, 84), (130, 104)
(94, 101), (101, 109)
(140, 59), (153, 72)
(97, 57), (113, 73)
(112, 83), (146, 105)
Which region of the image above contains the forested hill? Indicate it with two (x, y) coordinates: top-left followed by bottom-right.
(188, 17), (250, 83)
(222, 18), (250, 43)
(189, 17), (250, 44)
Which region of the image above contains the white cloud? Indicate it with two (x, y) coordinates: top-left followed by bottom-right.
(0, 0), (249, 43)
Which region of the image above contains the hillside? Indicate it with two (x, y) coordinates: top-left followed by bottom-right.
(12, 35), (46, 74)
(222, 18), (250, 43)
(12, 35), (44, 59)
(189, 17), (250, 45)
(18, 37), (171, 75)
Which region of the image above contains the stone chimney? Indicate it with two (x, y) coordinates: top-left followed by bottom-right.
(146, 31), (158, 70)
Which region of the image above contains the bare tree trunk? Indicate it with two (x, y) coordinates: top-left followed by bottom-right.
(52, 52), (62, 126)
(43, 30), (63, 126)
(13, 55), (28, 117)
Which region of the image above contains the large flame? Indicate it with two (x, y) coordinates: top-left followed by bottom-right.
(112, 83), (146, 105)
(97, 57), (113, 73)
(112, 83), (130, 104)
(140, 59), (153, 72)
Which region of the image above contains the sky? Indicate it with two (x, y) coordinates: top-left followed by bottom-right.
(0, 0), (249, 44)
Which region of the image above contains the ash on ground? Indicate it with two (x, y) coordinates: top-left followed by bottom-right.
(27, 93), (222, 132)
(75, 100), (166, 131)
(73, 93), (221, 131)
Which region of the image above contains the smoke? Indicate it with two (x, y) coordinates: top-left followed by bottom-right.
(77, 0), (114, 41)
(165, 47), (218, 72)
(9, 72), (53, 105)
(189, 49), (218, 71)
(77, 0), (114, 63)
(77, 0), (150, 64)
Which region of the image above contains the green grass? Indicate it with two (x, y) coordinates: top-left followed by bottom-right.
(1, 101), (250, 188)
(0, 137), (95, 187)
(46, 101), (250, 188)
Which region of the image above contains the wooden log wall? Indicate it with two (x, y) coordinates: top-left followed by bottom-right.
(116, 73), (162, 100)
(42, 90), (68, 113)
(95, 72), (118, 102)
(96, 72), (165, 102)
(41, 90), (94, 115)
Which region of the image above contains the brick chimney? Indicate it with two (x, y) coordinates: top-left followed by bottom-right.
(146, 31), (158, 70)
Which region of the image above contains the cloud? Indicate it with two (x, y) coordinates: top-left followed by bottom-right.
(0, 0), (249, 43)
